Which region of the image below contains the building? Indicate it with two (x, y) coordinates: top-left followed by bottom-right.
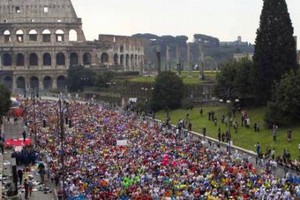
(233, 53), (253, 61)
(220, 36), (250, 47)
(0, 0), (144, 94)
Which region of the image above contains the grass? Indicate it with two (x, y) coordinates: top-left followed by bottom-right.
(156, 105), (300, 160)
(128, 71), (217, 85)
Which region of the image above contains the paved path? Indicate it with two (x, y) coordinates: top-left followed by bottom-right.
(1, 118), (55, 200)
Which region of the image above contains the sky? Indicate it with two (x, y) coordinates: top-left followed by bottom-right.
(71, 0), (300, 47)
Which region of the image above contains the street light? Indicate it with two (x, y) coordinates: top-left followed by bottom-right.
(106, 81), (116, 106)
(219, 98), (233, 154)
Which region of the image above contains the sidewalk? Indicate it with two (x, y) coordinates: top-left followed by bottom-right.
(1, 118), (55, 200)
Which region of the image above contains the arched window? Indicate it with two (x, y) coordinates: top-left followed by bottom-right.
(30, 76), (39, 90)
(101, 53), (109, 64)
(43, 76), (52, 90)
(70, 52), (78, 66)
(16, 30), (24, 42)
(16, 77), (25, 89)
(113, 54), (119, 65)
(43, 53), (51, 66)
(29, 29), (38, 41)
(120, 55), (124, 66)
(69, 29), (78, 41)
(55, 29), (65, 42)
(29, 53), (38, 66)
(4, 30), (11, 42)
(57, 75), (66, 90)
(83, 52), (91, 65)
(56, 53), (65, 65)
(16, 53), (25, 66)
(3, 53), (12, 66)
(42, 29), (51, 42)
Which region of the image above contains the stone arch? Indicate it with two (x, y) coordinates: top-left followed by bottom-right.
(57, 75), (66, 90)
(29, 76), (39, 90)
(16, 29), (24, 42)
(29, 53), (38, 66)
(55, 29), (65, 42)
(4, 30), (11, 42)
(83, 52), (91, 65)
(131, 54), (134, 69)
(126, 54), (130, 67)
(16, 76), (25, 89)
(29, 29), (38, 41)
(2, 53), (12, 66)
(101, 52), (109, 64)
(56, 52), (65, 65)
(70, 52), (79, 66)
(43, 76), (52, 90)
(69, 29), (78, 41)
(120, 54), (124, 66)
(113, 54), (119, 65)
(3, 76), (13, 90)
(43, 53), (51, 66)
(42, 29), (51, 42)
(16, 53), (25, 66)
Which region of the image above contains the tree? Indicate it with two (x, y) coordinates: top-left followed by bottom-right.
(67, 65), (96, 92)
(214, 58), (254, 100)
(0, 84), (11, 117)
(95, 71), (115, 89)
(253, 0), (298, 103)
(265, 70), (300, 126)
(150, 71), (184, 111)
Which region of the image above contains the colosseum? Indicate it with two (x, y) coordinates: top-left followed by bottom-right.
(0, 0), (145, 95)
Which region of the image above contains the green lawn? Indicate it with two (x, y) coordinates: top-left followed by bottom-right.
(128, 71), (217, 85)
(156, 106), (300, 160)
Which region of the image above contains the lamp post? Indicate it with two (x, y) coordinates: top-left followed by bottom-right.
(106, 81), (116, 106)
(219, 98), (233, 154)
(80, 76), (90, 91)
(141, 86), (154, 114)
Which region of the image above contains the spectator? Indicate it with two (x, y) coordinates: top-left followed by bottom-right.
(287, 129), (292, 143)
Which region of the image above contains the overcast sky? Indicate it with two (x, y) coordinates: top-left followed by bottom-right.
(71, 0), (300, 47)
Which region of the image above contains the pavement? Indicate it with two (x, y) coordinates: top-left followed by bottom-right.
(1, 117), (55, 200)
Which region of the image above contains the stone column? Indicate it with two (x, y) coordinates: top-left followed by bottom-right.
(52, 52), (56, 69)
(39, 77), (44, 92)
(52, 76), (57, 89)
(65, 52), (70, 69)
(38, 52), (42, 70)
(64, 30), (69, 42)
(51, 31), (56, 44)
(12, 75), (17, 92)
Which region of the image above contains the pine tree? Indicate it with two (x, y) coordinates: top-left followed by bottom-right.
(253, 0), (298, 103)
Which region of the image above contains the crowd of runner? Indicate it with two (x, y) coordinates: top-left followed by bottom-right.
(24, 99), (300, 200)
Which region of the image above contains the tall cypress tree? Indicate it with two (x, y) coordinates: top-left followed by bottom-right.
(253, 0), (298, 103)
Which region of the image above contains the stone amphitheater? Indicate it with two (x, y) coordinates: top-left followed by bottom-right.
(0, 0), (145, 95)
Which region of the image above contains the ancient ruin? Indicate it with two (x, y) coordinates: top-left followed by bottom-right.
(0, 0), (144, 94)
